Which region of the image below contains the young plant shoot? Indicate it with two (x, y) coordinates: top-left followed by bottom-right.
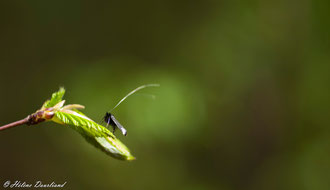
(0, 86), (158, 161)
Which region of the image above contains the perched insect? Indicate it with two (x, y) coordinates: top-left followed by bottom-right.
(104, 84), (160, 136)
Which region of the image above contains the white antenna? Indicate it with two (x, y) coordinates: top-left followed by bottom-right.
(110, 84), (160, 112)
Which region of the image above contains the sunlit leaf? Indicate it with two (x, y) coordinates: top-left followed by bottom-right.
(53, 111), (113, 137)
(42, 87), (65, 108)
(52, 110), (134, 160)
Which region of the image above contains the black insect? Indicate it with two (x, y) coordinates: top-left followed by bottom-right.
(103, 84), (159, 136)
(104, 112), (127, 136)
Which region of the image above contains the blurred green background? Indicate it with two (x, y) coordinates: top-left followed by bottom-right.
(1, 0), (330, 190)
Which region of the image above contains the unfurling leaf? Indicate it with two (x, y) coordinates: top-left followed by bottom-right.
(42, 87), (65, 109)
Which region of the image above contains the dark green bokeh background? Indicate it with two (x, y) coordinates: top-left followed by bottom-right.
(1, 1), (330, 190)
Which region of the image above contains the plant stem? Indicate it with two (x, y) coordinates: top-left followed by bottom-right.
(0, 117), (29, 131)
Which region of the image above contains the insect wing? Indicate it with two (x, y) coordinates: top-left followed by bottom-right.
(111, 115), (127, 136)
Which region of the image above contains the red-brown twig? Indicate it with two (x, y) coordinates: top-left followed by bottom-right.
(0, 117), (29, 131)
